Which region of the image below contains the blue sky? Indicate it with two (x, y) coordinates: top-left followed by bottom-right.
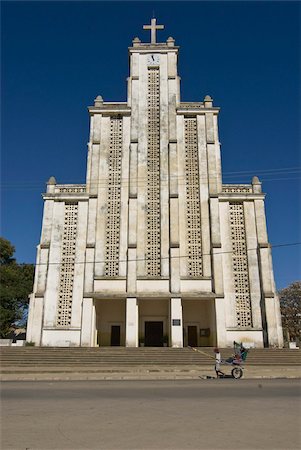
(1, 1), (300, 289)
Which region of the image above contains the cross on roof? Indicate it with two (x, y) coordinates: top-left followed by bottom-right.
(143, 18), (164, 44)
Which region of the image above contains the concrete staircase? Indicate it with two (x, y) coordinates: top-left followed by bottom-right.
(1, 347), (300, 375)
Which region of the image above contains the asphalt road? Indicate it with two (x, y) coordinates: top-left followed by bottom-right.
(1, 379), (300, 450)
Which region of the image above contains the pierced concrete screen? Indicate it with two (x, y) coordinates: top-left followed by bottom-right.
(104, 117), (123, 277)
(146, 68), (161, 276)
(184, 117), (202, 277)
(56, 202), (78, 327)
(229, 202), (252, 327)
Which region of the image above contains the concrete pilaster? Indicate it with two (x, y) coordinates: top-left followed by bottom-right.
(36, 247), (49, 295)
(126, 297), (138, 347)
(71, 201), (88, 328)
(40, 200), (54, 245)
(244, 202), (262, 329)
(43, 201), (65, 328)
(254, 199), (268, 244)
(136, 56), (148, 277)
(170, 247), (180, 293)
(80, 298), (94, 346)
(265, 297), (280, 347)
(129, 143), (138, 198)
(84, 248), (94, 293)
(170, 198), (179, 247)
(169, 143), (178, 195)
(219, 201), (236, 327)
(128, 199), (137, 248)
(160, 55), (170, 278)
(127, 248), (137, 294)
(95, 116), (110, 277)
(197, 114), (211, 277)
(268, 247), (283, 347)
(170, 298), (183, 347)
(26, 296), (43, 345)
(215, 297), (227, 347)
(213, 114), (222, 193)
(211, 199), (223, 294)
(86, 198), (97, 246)
(119, 116), (130, 277)
(176, 115), (187, 277)
(205, 112), (217, 195)
(130, 78), (139, 141)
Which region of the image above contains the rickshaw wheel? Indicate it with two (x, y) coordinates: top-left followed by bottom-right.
(231, 367), (243, 379)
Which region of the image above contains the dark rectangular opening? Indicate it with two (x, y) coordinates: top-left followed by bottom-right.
(187, 325), (198, 347)
(110, 325), (121, 346)
(144, 321), (163, 347)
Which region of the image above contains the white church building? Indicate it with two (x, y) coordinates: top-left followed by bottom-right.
(27, 19), (283, 348)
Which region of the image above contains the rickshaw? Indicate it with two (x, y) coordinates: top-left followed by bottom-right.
(221, 341), (249, 379)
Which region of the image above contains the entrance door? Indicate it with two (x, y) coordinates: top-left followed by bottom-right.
(145, 322), (163, 347)
(110, 325), (121, 346)
(187, 326), (198, 347)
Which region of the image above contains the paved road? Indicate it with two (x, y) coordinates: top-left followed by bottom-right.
(1, 379), (300, 450)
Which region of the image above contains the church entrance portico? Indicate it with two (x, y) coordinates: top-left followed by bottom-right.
(95, 299), (126, 347)
(138, 299), (169, 347)
(182, 299), (217, 347)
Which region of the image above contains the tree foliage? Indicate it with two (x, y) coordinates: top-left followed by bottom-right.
(279, 281), (301, 342)
(0, 237), (34, 338)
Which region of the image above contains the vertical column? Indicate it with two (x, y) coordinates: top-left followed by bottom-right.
(81, 298), (94, 346)
(36, 247), (49, 295)
(213, 114), (222, 193)
(268, 247), (284, 347)
(177, 115), (187, 277)
(215, 297), (227, 347)
(265, 296), (280, 346)
(254, 196), (283, 346)
(170, 247), (180, 293)
(211, 197), (223, 297)
(244, 202), (263, 330)
(219, 201), (236, 326)
(40, 199), (54, 245)
(170, 298), (183, 347)
(197, 114), (211, 278)
(119, 116), (130, 277)
(84, 247), (94, 293)
(95, 116), (110, 277)
(71, 201), (88, 328)
(87, 113), (102, 195)
(126, 297), (138, 347)
(136, 57), (148, 277)
(85, 197), (96, 295)
(43, 201), (65, 327)
(160, 55), (169, 278)
(127, 248), (137, 295)
(205, 112), (218, 195)
(26, 296), (43, 345)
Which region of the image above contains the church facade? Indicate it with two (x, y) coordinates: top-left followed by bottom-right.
(27, 20), (283, 348)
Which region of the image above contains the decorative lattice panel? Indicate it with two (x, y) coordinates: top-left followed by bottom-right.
(229, 202), (252, 327)
(56, 202), (78, 327)
(57, 185), (86, 193)
(222, 185), (252, 193)
(146, 68), (161, 276)
(104, 116), (123, 276)
(184, 117), (202, 276)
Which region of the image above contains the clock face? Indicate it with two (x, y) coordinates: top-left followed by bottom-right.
(147, 54), (160, 65)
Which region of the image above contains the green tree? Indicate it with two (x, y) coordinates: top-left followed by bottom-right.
(279, 281), (301, 343)
(0, 237), (34, 338)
